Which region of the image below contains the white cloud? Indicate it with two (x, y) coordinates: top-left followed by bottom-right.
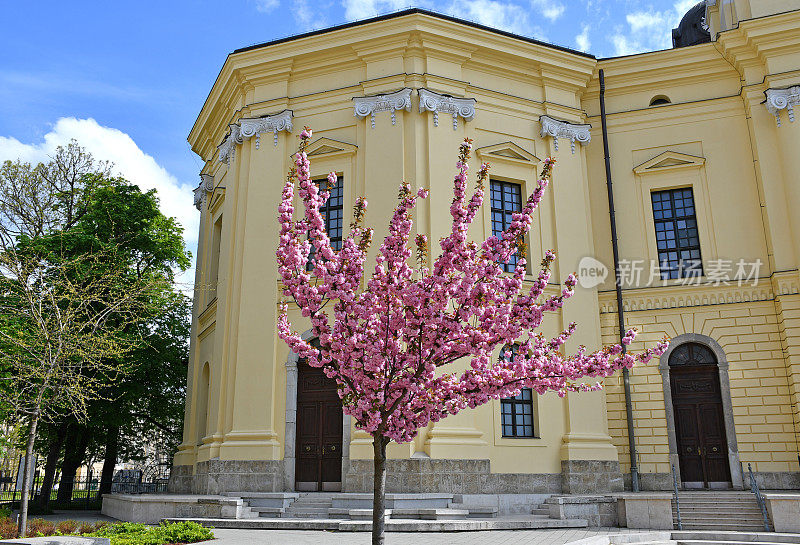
(575, 23), (591, 52)
(0, 118), (199, 248)
(448, 0), (535, 36)
(531, 0), (565, 22)
(610, 0), (699, 56)
(342, 0), (418, 21)
(255, 0), (280, 12)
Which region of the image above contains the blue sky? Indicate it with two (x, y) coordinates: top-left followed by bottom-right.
(0, 0), (699, 277)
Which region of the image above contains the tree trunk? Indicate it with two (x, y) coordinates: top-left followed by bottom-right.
(37, 423), (67, 509)
(17, 414), (39, 538)
(98, 426), (119, 497)
(371, 435), (389, 545)
(55, 425), (89, 505)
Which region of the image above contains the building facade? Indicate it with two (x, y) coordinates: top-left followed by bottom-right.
(170, 0), (800, 496)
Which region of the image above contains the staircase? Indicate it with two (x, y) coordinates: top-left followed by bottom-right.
(280, 492), (335, 518)
(672, 491), (771, 531)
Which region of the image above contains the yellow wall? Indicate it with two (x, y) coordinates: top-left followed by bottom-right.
(176, 7), (800, 489)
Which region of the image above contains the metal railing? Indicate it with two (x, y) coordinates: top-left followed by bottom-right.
(748, 463), (772, 532)
(0, 468), (170, 510)
(671, 463), (682, 530)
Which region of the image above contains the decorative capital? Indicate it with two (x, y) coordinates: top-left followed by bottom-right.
(353, 88), (412, 128)
(194, 174), (214, 211)
(239, 109), (294, 148)
(539, 115), (591, 154)
(765, 86), (800, 127)
(418, 89), (476, 130)
(217, 110), (294, 163)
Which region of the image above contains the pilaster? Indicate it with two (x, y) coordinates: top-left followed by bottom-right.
(543, 112), (621, 488)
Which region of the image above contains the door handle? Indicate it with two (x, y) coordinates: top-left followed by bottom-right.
(322, 446), (325, 455)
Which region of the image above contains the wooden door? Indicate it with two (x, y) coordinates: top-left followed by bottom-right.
(296, 364), (343, 491)
(671, 365), (731, 489)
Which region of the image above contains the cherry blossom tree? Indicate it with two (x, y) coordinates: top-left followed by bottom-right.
(277, 128), (668, 545)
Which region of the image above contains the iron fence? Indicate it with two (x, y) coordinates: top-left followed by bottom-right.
(0, 467), (170, 510)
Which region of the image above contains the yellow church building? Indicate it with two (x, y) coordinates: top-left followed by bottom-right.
(171, 0), (800, 497)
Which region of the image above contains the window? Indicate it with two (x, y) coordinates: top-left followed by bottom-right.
(501, 389), (535, 437)
(209, 216), (222, 303)
(499, 344), (535, 438)
(650, 95), (671, 106)
(307, 176), (343, 269)
(651, 188), (703, 280)
(490, 180), (523, 273)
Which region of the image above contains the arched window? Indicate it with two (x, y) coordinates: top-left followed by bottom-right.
(668, 342), (717, 367)
(650, 95), (672, 106)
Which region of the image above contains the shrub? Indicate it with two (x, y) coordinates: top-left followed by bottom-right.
(0, 517), (16, 539)
(88, 520), (213, 545)
(153, 521), (214, 543)
(26, 518), (55, 537)
(56, 519), (78, 534)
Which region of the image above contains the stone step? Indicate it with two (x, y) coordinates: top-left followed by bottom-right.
(677, 542), (795, 545)
(677, 523), (771, 532)
(391, 508), (470, 520)
(164, 516), (589, 531)
(672, 531), (800, 543)
(251, 507), (285, 518)
(675, 516), (766, 525)
(532, 507), (550, 515)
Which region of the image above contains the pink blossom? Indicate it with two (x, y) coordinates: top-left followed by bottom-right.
(276, 133), (669, 443)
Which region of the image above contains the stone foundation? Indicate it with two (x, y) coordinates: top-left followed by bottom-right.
(746, 471), (800, 490)
(168, 460), (284, 495)
(561, 461), (624, 494)
(344, 459), (562, 494)
(622, 472), (672, 491)
(545, 495), (618, 527)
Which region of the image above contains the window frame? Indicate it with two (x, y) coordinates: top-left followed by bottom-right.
(489, 178), (524, 273)
(307, 175), (344, 270)
(500, 387), (536, 438)
(651, 187), (704, 280)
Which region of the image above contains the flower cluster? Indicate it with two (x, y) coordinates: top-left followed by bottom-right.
(277, 132), (669, 443)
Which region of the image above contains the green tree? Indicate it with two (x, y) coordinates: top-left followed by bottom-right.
(0, 144), (190, 537)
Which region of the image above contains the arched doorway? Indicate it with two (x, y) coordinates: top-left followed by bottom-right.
(295, 362), (343, 491)
(669, 342), (732, 489)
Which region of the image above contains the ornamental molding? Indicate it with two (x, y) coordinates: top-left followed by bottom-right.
(418, 89), (476, 130)
(475, 142), (540, 167)
(193, 174), (214, 211)
(765, 86), (800, 127)
(217, 110), (294, 164)
(353, 88), (412, 128)
(633, 151), (706, 175)
(539, 115), (591, 154)
(596, 275), (800, 314)
(217, 124), (242, 164)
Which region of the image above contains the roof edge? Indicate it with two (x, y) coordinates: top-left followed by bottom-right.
(232, 8), (596, 59)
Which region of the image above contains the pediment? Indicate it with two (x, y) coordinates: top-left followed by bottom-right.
(475, 142), (540, 166)
(301, 137), (357, 158)
(634, 151), (706, 175)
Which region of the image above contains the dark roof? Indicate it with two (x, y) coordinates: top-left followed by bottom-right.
(672, 2), (711, 48)
(232, 8), (595, 59)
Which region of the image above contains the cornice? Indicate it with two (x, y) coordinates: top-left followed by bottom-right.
(598, 272), (799, 314)
(190, 13), (597, 156)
